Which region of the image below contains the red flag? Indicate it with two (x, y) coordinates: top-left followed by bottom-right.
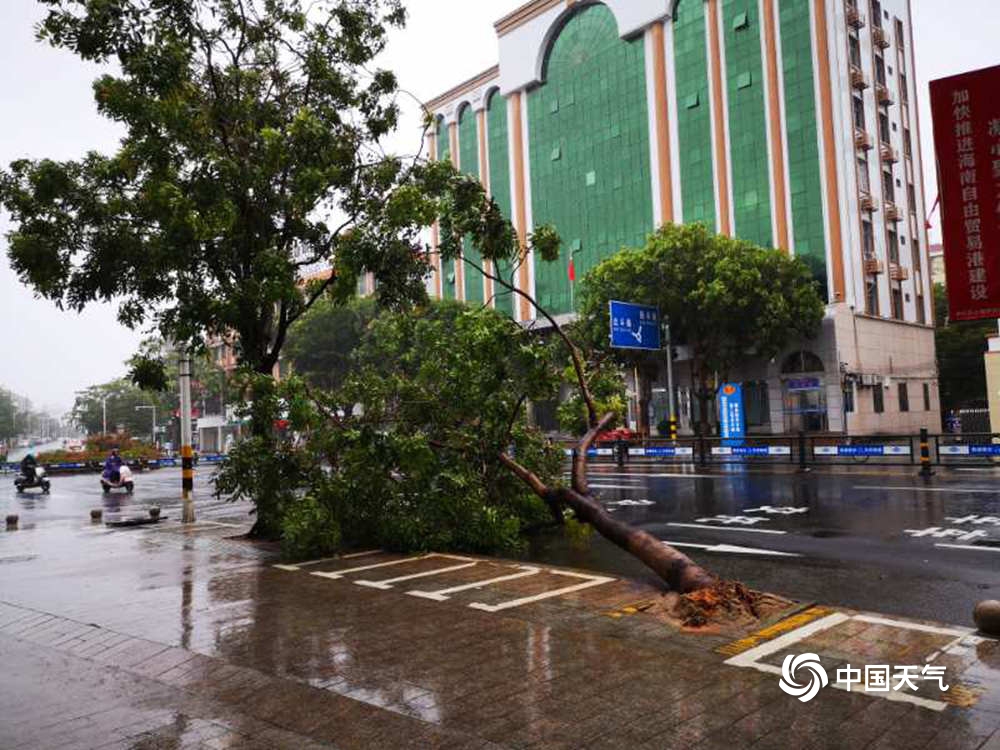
(568, 258), (576, 283)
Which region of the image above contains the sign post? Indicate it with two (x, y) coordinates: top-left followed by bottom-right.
(609, 301), (662, 436)
(930, 65), (1000, 321)
(663, 319), (677, 440)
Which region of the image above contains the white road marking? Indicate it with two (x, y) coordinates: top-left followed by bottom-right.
(662, 540), (802, 558)
(666, 522), (787, 535)
(605, 499), (654, 507)
(588, 484), (646, 490)
(587, 472), (718, 480)
(355, 562), (478, 590)
(935, 543), (1000, 553)
(468, 570), (615, 612)
(854, 485), (999, 495)
(726, 612), (965, 712)
(407, 566), (541, 601)
(272, 549), (382, 572)
(852, 614), (971, 638)
(310, 553), (475, 580)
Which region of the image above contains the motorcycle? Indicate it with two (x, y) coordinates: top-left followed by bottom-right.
(15, 466), (51, 495)
(101, 464), (135, 495)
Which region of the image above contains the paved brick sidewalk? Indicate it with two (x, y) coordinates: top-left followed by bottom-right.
(0, 516), (998, 748)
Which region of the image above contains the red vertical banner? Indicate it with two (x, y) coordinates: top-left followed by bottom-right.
(930, 64), (1000, 321)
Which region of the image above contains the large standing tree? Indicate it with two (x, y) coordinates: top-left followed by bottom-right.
(0, 0), (429, 391)
(934, 283), (994, 415)
(575, 223), (826, 434)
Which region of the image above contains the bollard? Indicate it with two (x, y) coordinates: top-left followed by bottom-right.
(974, 600), (1000, 636)
(90, 509), (103, 522)
(919, 427), (934, 478)
(5, 514), (18, 529)
(669, 416), (678, 442)
(798, 431), (809, 472)
(616, 439), (626, 468)
(149, 507), (161, 520)
(698, 433), (708, 467)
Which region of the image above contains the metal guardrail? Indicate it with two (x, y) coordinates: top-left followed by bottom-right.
(561, 432), (1000, 470)
(3, 453), (228, 475)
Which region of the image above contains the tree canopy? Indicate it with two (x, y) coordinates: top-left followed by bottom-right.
(284, 295), (377, 390)
(575, 223), (826, 429)
(935, 283), (994, 413)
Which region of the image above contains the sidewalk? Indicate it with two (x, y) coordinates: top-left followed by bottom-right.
(0, 512), (998, 749)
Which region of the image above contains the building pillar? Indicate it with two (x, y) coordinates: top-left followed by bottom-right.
(509, 91), (532, 322)
(813, 0), (847, 302)
(650, 21), (674, 225)
(477, 107), (495, 306)
(706, 0), (732, 236)
(761, 0), (790, 251)
(428, 131), (442, 299)
(449, 121), (465, 301)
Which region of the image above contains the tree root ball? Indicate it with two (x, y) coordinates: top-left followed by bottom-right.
(5, 514), (18, 528)
(90, 509), (103, 521)
(974, 600), (1000, 636)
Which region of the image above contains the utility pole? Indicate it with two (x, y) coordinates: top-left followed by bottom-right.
(179, 350), (195, 522)
(102, 397), (107, 435)
(663, 318), (678, 441)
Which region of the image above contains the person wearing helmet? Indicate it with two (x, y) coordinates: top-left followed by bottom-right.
(20, 452), (38, 483)
(103, 448), (124, 484)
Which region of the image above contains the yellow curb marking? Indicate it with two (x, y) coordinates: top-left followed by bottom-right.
(715, 606), (833, 656)
(603, 599), (658, 619)
(940, 684), (981, 708)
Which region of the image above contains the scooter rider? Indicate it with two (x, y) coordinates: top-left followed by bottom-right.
(20, 453), (37, 483)
(103, 448), (124, 483)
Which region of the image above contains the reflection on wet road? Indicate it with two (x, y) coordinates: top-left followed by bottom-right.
(537, 465), (1000, 624)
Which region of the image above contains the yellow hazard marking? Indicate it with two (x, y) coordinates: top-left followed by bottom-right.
(940, 684), (981, 708)
(603, 599), (658, 619)
(715, 606), (833, 656)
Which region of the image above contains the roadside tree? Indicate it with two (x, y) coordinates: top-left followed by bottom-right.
(934, 284), (995, 415)
(574, 224), (826, 435)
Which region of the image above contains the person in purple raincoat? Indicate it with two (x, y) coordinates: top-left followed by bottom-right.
(103, 448), (124, 483)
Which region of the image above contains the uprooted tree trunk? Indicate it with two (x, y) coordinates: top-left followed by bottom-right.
(465, 256), (717, 594)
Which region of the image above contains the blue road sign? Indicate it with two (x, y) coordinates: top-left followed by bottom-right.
(609, 301), (661, 351)
(718, 383), (745, 441)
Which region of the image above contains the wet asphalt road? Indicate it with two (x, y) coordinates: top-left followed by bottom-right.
(4, 462), (998, 627)
(530, 463), (1000, 626)
(0, 465), (249, 527)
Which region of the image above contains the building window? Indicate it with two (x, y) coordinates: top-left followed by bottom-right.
(879, 112), (891, 143)
(844, 385), (855, 414)
(873, 385), (885, 413)
(858, 157), (870, 192)
(887, 229), (899, 263)
(899, 74), (909, 105)
(871, 0), (883, 27)
(875, 56), (886, 86)
(853, 95), (866, 130)
(907, 183), (916, 210)
(898, 383), (910, 412)
(916, 295), (926, 324)
(862, 220), (875, 257)
(745, 381), (771, 427)
(883, 169), (895, 202)
(923, 383), (931, 410)
(896, 18), (905, 49)
(903, 128), (912, 157)
(866, 278), (880, 316)
(891, 288), (904, 320)
(850, 36), (862, 68)
(912, 237), (922, 272)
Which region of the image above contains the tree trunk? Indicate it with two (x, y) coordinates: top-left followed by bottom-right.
(500, 411), (715, 594)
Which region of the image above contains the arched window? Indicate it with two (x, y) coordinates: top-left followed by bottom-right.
(781, 351), (825, 374)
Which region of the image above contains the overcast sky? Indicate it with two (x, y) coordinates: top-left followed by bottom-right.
(1, 0), (998, 412)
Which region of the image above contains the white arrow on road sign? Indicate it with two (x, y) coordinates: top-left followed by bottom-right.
(663, 540), (801, 557)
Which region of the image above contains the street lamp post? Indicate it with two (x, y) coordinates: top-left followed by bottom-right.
(179, 350), (195, 523)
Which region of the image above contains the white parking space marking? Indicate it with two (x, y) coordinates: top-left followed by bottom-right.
(663, 540), (802, 558)
(354, 562), (478, 590)
(854, 485), (999, 495)
(273, 550), (381, 572)
(935, 543), (1000, 553)
(468, 570), (614, 613)
(407, 566), (541, 601)
(310, 553), (475, 580)
(725, 613), (969, 712)
(667, 522), (787, 535)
